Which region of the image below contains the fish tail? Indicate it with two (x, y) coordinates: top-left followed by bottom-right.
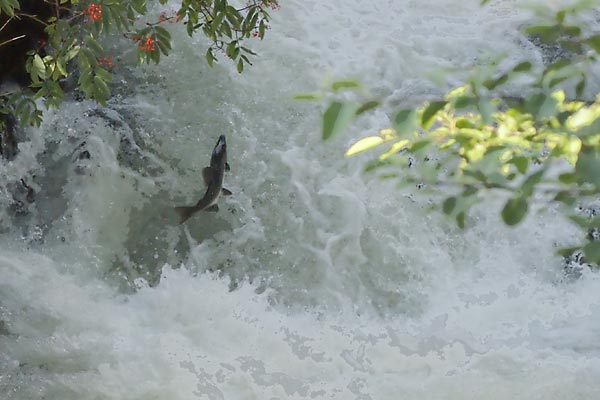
(174, 206), (197, 224)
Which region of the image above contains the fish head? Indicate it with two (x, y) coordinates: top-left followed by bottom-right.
(210, 135), (227, 168)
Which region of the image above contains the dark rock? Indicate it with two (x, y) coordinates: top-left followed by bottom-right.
(0, 112), (18, 160)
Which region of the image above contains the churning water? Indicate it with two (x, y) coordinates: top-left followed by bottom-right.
(2, 0), (600, 398)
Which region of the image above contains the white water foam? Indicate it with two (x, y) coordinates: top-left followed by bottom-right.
(2, 0), (600, 398)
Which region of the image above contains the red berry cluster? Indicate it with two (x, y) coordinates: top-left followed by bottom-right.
(136, 35), (156, 52)
(97, 55), (114, 69)
(85, 4), (102, 21)
(263, 0), (280, 10)
(158, 10), (180, 24)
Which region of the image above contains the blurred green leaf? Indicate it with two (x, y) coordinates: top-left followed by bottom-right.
(501, 196), (528, 226)
(331, 80), (360, 92)
(323, 101), (356, 140)
(443, 196), (456, 214)
(421, 101), (446, 129)
(575, 150), (600, 186)
(393, 108), (417, 135)
(356, 100), (380, 116)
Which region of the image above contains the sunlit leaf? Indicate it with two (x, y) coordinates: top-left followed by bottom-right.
(379, 139), (409, 160)
(345, 136), (384, 156)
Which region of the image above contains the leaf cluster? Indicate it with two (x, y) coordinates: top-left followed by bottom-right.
(306, 0), (600, 264)
(0, 0), (278, 129)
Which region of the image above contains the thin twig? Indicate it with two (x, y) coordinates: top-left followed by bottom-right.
(0, 16), (13, 33)
(0, 89), (19, 98)
(0, 34), (26, 48)
(15, 13), (50, 27)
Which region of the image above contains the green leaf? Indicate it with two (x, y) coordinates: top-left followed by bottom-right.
(322, 101), (356, 140)
(226, 41), (238, 59)
(84, 36), (104, 55)
(583, 241), (600, 264)
(526, 93), (557, 119)
(456, 212), (466, 229)
(154, 26), (171, 42)
(409, 140), (431, 153)
(454, 96), (476, 109)
(557, 246), (581, 257)
(512, 61), (532, 73)
(478, 99), (494, 124)
(94, 75), (110, 99)
(544, 59), (571, 74)
(559, 172), (577, 184)
(237, 58), (244, 73)
(241, 46), (257, 55)
(549, 76), (569, 88)
(559, 39), (583, 54)
(421, 101), (446, 129)
(554, 191), (576, 206)
(31, 54), (46, 81)
(562, 25), (582, 37)
(56, 58), (68, 77)
(526, 24), (560, 43)
(501, 196), (528, 226)
(510, 156), (529, 174)
(483, 74), (508, 90)
(575, 78), (586, 98)
(585, 34), (600, 54)
(569, 215), (591, 228)
(575, 150), (600, 186)
(206, 48), (215, 67)
(521, 169), (545, 197)
(222, 21), (232, 38)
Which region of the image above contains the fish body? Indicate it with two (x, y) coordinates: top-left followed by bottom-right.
(175, 135), (232, 223)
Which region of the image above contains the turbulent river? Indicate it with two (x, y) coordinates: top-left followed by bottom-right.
(2, 0), (600, 398)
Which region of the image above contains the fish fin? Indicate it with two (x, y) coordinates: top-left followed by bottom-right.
(205, 204), (219, 212)
(225, 162), (231, 172)
(174, 206), (197, 224)
(202, 167), (214, 186)
(221, 188), (233, 196)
